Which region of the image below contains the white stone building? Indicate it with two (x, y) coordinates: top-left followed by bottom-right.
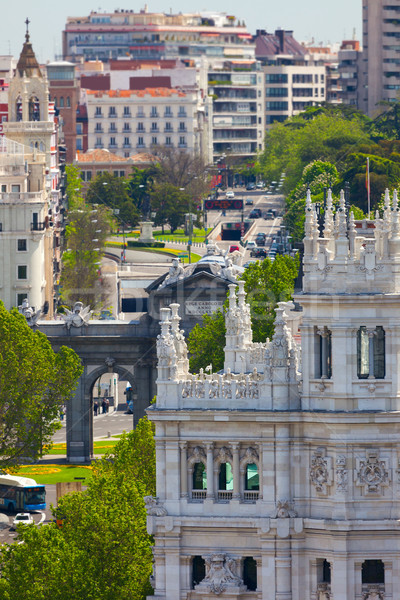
(84, 86), (212, 163)
(147, 188), (400, 599)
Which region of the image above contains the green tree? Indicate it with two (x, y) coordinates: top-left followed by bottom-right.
(86, 172), (140, 227)
(150, 182), (190, 233)
(188, 311), (226, 373)
(60, 200), (112, 308)
(188, 255), (299, 372)
(0, 303), (82, 466)
(0, 419), (155, 600)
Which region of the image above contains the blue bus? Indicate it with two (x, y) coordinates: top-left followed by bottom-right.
(0, 474), (46, 512)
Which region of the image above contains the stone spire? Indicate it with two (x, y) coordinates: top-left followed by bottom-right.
(16, 19), (42, 78)
(323, 188), (334, 240)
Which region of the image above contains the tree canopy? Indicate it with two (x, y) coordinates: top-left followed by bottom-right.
(0, 303), (82, 466)
(188, 255), (299, 372)
(0, 418), (155, 600)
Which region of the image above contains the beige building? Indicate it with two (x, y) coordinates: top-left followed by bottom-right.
(147, 189), (400, 599)
(362, 0), (400, 117)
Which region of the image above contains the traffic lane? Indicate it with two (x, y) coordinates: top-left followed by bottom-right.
(52, 409), (134, 445)
(0, 507), (48, 544)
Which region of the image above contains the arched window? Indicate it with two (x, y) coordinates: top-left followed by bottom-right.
(192, 556), (206, 589)
(29, 96), (40, 121)
(218, 462), (233, 491)
(243, 557), (257, 591)
(66, 96), (71, 107)
(245, 463), (259, 491)
(59, 97), (64, 108)
(16, 96), (23, 121)
(357, 326), (385, 379)
(192, 462), (206, 490)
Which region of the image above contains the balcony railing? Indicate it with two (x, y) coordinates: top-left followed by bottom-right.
(108, 128), (118, 133)
(243, 490), (259, 502)
(217, 490), (232, 502)
(191, 490), (207, 501)
(31, 222), (46, 231)
(94, 113), (103, 118)
(164, 127), (174, 132)
(136, 128), (146, 133)
(123, 143), (131, 148)
(95, 143), (104, 149)
(94, 127), (104, 133)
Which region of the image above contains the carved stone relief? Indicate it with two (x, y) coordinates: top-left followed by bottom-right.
(310, 447), (333, 495)
(200, 553), (243, 595)
(355, 450), (390, 495)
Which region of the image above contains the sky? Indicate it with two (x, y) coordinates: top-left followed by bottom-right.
(1, 1), (361, 64)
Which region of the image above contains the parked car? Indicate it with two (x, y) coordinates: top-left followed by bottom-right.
(246, 182), (256, 190)
(250, 248), (267, 258)
(249, 208), (262, 219)
(243, 260), (258, 268)
(11, 513), (34, 530)
(255, 237), (266, 246)
(245, 197), (254, 205)
(225, 191), (235, 199)
(229, 245), (240, 253)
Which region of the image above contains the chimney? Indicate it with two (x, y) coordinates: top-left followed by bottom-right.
(276, 29), (285, 53)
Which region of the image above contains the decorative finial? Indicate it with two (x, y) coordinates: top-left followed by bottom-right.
(25, 17), (30, 41)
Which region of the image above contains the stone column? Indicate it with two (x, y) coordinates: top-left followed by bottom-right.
(276, 540), (292, 600)
(180, 442), (188, 499)
(331, 555), (349, 599)
(276, 425), (290, 502)
(135, 363), (154, 425)
(206, 443), (214, 500)
(317, 327), (329, 378)
(155, 438), (166, 500)
(231, 442), (240, 500)
(67, 365), (91, 464)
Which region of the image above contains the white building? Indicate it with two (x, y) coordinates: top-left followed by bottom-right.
(84, 86), (212, 163)
(147, 188), (400, 599)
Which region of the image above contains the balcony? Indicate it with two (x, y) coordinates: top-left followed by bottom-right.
(243, 490), (259, 502)
(136, 112), (145, 118)
(191, 490), (206, 501)
(164, 127), (174, 133)
(31, 222), (46, 231)
(123, 127), (131, 133)
(150, 128), (160, 133)
(94, 113), (103, 118)
(123, 112), (132, 118)
(178, 127), (187, 133)
(136, 143), (146, 149)
(178, 142), (188, 148)
(217, 490), (232, 502)
(94, 127), (104, 133)
(123, 143), (131, 148)
(108, 143), (118, 149)
(136, 128), (146, 133)
(150, 112), (159, 118)
(178, 111), (187, 118)
(108, 128), (118, 133)
(164, 112), (173, 118)
(108, 112), (117, 119)
(95, 143), (104, 149)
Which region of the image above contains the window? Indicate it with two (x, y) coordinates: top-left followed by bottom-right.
(137, 122), (144, 131)
(266, 87), (288, 97)
(95, 137), (103, 148)
(165, 122), (172, 131)
(165, 106), (172, 116)
(192, 557), (206, 589)
(11, 184), (20, 193)
(316, 327), (332, 379)
(192, 463), (207, 490)
(314, 74), (319, 83)
(66, 96), (71, 108)
(76, 138), (83, 151)
(17, 293), (26, 306)
(124, 137), (130, 147)
(95, 106), (102, 116)
(357, 326), (385, 379)
(165, 136), (172, 146)
(151, 122), (158, 131)
(1, 185), (6, 193)
(266, 101), (288, 111)
(17, 239), (27, 252)
(138, 136), (144, 146)
(76, 123), (83, 134)
(110, 137), (117, 147)
(243, 558), (257, 591)
(218, 463), (233, 491)
(59, 96), (64, 108)
(95, 123), (103, 131)
(152, 136), (158, 145)
(178, 107), (187, 116)
(245, 463), (259, 491)
(109, 106), (116, 117)
(179, 121), (186, 131)
(109, 122), (117, 131)
(123, 106), (131, 116)
(123, 123), (130, 131)
(362, 560), (384, 584)
(150, 106), (158, 117)
(17, 265), (27, 280)
(265, 73), (288, 83)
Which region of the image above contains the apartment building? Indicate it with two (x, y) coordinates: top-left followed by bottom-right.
(362, 0), (400, 117)
(47, 61), (79, 163)
(256, 30), (325, 127)
(338, 40), (362, 106)
(84, 86), (212, 162)
(208, 60), (264, 158)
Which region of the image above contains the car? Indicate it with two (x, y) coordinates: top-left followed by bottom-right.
(225, 191), (235, 199)
(249, 208), (262, 219)
(256, 182), (265, 189)
(255, 237), (266, 246)
(243, 260), (258, 268)
(11, 513), (34, 530)
(245, 197), (254, 205)
(250, 248), (267, 258)
(229, 245), (240, 253)
(256, 232), (266, 239)
(246, 182), (256, 190)
(264, 210), (275, 220)
(246, 241), (257, 249)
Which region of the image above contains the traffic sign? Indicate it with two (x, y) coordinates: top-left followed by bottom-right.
(188, 240), (192, 246)
(204, 199), (244, 211)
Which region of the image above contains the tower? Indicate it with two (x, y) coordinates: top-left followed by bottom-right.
(148, 189), (400, 599)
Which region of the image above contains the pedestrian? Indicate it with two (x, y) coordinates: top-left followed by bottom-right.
(94, 400), (98, 416)
(105, 398), (110, 413)
(102, 398), (107, 414)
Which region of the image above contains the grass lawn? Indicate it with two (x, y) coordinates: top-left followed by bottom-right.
(16, 464), (94, 485)
(45, 440), (120, 455)
(154, 228), (209, 243)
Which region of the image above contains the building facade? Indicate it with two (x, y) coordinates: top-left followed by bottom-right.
(47, 61), (79, 164)
(147, 189), (400, 599)
(362, 0), (400, 117)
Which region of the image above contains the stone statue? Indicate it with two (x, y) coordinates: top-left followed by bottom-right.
(201, 553), (243, 595)
(18, 298), (41, 327)
(62, 302), (91, 330)
(272, 499), (297, 518)
(144, 496), (168, 516)
(221, 258), (239, 283)
(158, 258), (184, 289)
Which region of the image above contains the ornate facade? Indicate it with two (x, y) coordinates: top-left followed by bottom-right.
(147, 189), (400, 599)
